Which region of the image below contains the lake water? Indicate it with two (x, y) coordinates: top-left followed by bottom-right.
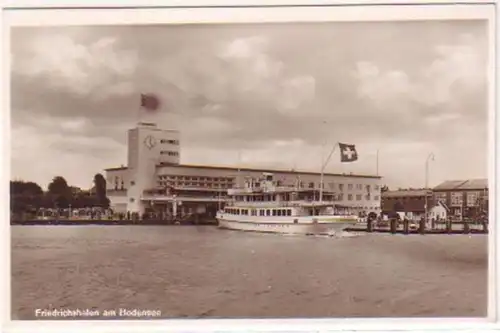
(11, 226), (488, 319)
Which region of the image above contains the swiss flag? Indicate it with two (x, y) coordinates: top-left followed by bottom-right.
(338, 143), (358, 163)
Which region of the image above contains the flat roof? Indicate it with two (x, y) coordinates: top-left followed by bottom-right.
(382, 189), (432, 198)
(105, 163), (381, 179)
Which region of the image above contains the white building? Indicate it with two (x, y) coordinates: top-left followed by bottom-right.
(105, 122), (383, 218)
(429, 201), (449, 220)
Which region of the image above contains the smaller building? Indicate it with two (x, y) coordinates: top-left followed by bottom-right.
(432, 179), (488, 218)
(381, 188), (433, 220)
(429, 201), (450, 221)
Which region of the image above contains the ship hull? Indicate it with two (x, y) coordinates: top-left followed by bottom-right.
(217, 218), (356, 235)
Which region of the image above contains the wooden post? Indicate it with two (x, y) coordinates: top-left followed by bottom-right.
(483, 220), (488, 233)
(403, 219), (409, 234)
(419, 218), (426, 235)
(463, 220), (470, 234)
(390, 219), (397, 234)
(446, 218), (452, 234)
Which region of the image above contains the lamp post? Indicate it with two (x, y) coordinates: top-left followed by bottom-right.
(425, 153), (435, 225)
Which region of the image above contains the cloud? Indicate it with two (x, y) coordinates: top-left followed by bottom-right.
(13, 33), (139, 98)
(10, 22), (488, 189)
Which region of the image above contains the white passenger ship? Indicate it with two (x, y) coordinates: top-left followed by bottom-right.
(216, 172), (359, 235)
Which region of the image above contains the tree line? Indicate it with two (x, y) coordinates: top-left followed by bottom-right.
(11, 174), (110, 215)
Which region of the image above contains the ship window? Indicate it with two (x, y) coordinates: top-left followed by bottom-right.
(272, 210), (277, 216)
(277, 210), (282, 216)
(259, 210), (264, 216)
(266, 209), (271, 216)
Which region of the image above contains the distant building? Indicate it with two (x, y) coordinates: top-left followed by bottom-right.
(104, 122), (383, 217)
(432, 179), (488, 218)
(381, 188), (433, 220)
(429, 201), (449, 220)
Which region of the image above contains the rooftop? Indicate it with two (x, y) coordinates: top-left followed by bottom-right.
(105, 163), (382, 179)
(433, 179), (488, 191)
(382, 189), (432, 198)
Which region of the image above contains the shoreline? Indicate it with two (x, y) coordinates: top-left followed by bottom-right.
(10, 220), (488, 235)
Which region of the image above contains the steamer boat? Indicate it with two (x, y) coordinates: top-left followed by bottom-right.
(216, 172), (359, 235)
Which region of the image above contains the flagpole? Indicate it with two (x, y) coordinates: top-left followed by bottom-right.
(137, 94), (143, 125)
(319, 142), (339, 202)
(376, 149), (379, 176)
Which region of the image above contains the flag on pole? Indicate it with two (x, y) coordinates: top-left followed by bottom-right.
(140, 93), (160, 111)
(338, 142), (358, 163)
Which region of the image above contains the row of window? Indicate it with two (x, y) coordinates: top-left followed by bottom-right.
(160, 151), (179, 156)
(158, 175), (234, 182)
(157, 181), (232, 189)
(298, 182), (379, 191)
(160, 139), (180, 145)
(224, 208), (293, 216)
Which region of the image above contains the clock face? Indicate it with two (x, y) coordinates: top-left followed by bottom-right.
(144, 135), (157, 150)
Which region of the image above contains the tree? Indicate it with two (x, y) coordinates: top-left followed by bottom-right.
(47, 176), (71, 208)
(10, 180), (45, 215)
(93, 173), (110, 209)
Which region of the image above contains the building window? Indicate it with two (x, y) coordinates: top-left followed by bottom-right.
(160, 139), (180, 145)
(466, 191), (480, 207)
(434, 192), (447, 204)
(356, 194), (362, 201)
(356, 184), (363, 190)
(337, 194), (344, 201)
(348, 194), (353, 201)
(160, 151), (179, 156)
(450, 192), (463, 206)
(374, 185), (380, 191)
(308, 182), (314, 189)
(366, 185), (371, 192)
(338, 184), (344, 191)
(374, 195), (379, 200)
(329, 183), (335, 189)
(366, 194), (371, 200)
(348, 184), (353, 190)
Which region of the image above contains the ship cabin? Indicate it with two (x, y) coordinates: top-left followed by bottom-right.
(223, 173), (353, 217)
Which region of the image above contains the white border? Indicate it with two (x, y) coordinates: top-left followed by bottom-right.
(1, 2), (497, 333)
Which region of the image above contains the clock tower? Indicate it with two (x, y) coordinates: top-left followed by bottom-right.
(126, 122), (180, 214)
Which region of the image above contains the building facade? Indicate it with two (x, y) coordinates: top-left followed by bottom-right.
(105, 122), (383, 218)
(381, 189), (433, 220)
(432, 179), (488, 218)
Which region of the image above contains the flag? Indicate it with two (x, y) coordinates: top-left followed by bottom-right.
(140, 93), (160, 111)
(338, 142), (358, 163)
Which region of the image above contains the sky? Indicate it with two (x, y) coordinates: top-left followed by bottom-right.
(10, 20), (489, 190)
